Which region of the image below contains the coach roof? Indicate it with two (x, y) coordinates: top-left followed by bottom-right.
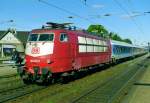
(111, 40), (133, 47)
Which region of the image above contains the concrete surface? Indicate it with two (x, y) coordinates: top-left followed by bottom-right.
(122, 65), (150, 103)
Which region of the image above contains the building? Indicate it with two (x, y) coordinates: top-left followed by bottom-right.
(0, 29), (29, 57)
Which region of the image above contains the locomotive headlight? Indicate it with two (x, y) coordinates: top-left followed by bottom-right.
(47, 59), (51, 64)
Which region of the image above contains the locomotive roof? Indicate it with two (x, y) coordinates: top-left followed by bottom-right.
(31, 28), (108, 40)
(31, 22), (108, 40)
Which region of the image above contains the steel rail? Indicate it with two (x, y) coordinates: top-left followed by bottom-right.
(0, 84), (47, 103)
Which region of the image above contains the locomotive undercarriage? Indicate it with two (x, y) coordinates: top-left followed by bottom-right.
(17, 63), (110, 84)
(17, 66), (53, 84)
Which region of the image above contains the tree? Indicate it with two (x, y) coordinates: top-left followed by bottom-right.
(87, 24), (133, 44)
(123, 38), (132, 44)
(87, 24), (109, 37)
(109, 32), (122, 41)
(112, 34), (122, 41)
(109, 32), (132, 44)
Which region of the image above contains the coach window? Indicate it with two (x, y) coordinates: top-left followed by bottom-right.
(60, 33), (68, 42)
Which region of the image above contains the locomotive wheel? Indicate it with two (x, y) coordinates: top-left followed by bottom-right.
(73, 71), (80, 79)
(23, 78), (30, 84)
(36, 72), (54, 85)
(60, 76), (69, 84)
(22, 76), (32, 84)
(43, 72), (54, 84)
(22, 73), (33, 84)
(50, 78), (57, 84)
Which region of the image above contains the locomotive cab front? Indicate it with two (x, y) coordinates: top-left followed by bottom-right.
(18, 28), (73, 84)
(19, 32), (55, 83)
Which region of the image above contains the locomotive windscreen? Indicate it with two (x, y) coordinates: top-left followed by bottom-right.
(28, 34), (38, 41)
(28, 34), (54, 41)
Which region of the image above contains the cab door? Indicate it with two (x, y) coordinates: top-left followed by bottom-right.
(59, 33), (71, 58)
(54, 33), (72, 71)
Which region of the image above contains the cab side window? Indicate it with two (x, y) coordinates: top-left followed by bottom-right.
(60, 33), (68, 42)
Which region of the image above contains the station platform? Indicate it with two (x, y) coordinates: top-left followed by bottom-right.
(122, 64), (150, 103)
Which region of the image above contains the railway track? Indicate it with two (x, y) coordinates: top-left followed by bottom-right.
(0, 56), (147, 103)
(0, 74), (22, 92)
(0, 74), (17, 79)
(71, 59), (148, 103)
(0, 79), (25, 93)
(0, 76), (19, 84)
(0, 84), (47, 103)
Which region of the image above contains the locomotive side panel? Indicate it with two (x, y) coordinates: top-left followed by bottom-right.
(73, 34), (111, 70)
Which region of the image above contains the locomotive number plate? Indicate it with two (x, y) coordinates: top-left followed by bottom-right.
(32, 47), (40, 54)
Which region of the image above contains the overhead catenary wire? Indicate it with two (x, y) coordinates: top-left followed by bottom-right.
(126, 1), (150, 45)
(126, 1), (146, 26)
(126, 0), (150, 15)
(113, 0), (145, 36)
(79, 0), (92, 8)
(80, 0), (87, 5)
(79, 0), (122, 34)
(38, 0), (95, 24)
(38, 0), (123, 33)
(38, 0), (145, 41)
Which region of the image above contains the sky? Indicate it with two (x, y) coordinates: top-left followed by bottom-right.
(0, 0), (150, 45)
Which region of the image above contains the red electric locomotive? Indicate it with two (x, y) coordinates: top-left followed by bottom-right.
(18, 22), (111, 83)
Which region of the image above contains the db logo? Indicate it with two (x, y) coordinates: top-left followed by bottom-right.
(32, 47), (40, 54)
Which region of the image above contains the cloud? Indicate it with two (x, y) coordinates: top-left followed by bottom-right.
(92, 4), (105, 9)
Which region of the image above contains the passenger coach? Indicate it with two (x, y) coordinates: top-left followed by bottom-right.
(111, 40), (147, 62)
